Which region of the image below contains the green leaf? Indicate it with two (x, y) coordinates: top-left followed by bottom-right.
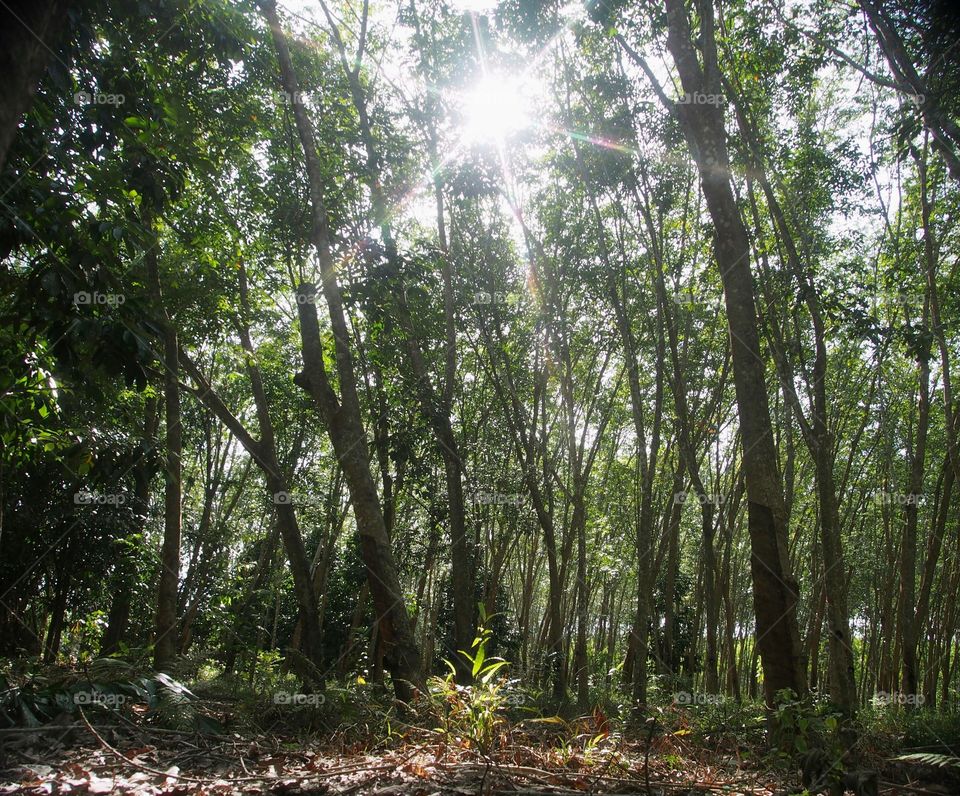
(471, 643), (485, 678)
(479, 659), (508, 683)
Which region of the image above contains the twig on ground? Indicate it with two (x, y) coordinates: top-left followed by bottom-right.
(78, 706), (263, 785)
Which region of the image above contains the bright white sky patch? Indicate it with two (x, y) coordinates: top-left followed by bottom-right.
(459, 73), (540, 145)
(448, 0), (499, 12)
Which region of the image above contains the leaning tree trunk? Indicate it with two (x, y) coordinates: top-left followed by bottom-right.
(858, 0), (960, 183)
(261, 0), (423, 699)
(177, 342), (325, 676)
(319, 0), (476, 682)
(729, 90), (858, 717)
(237, 263), (325, 672)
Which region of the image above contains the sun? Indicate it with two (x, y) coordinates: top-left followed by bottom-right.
(460, 73), (534, 144)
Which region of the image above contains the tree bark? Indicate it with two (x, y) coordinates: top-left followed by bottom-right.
(0, 0), (68, 173)
(102, 396), (158, 656)
(146, 206), (182, 673)
(261, 0), (424, 699)
(858, 0), (960, 182)
(621, 0), (807, 706)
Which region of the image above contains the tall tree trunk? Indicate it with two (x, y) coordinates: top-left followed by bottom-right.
(236, 262), (324, 672)
(178, 340), (324, 676)
(261, 0), (423, 699)
(102, 396), (158, 655)
(609, 281), (662, 709)
(315, 0), (475, 683)
(620, 0), (806, 705)
(900, 306), (931, 704)
(729, 84), (858, 716)
(146, 207), (182, 672)
(663, 467), (684, 676)
(43, 557), (70, 663)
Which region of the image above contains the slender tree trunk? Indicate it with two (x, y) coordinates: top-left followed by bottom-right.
(43, 558), (70, 663)
(663, 468), (683, 677)
(146, 207), (182, 672)
(622, 0), (806, 705)
(315, 0), (475, 683)
(731, 90), (858, 715)
(102, 397), (158, 655)
(262, 1), (423, 698)
(900, 325), (930, 704)
(609, 283), (662, 709)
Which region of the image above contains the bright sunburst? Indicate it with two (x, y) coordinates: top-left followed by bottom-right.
(460, 73), (535, 145)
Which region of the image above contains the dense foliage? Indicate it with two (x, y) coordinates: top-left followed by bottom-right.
(2, 2), (959, 763)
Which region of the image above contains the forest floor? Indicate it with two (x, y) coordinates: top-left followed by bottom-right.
(3, 709), (956, 796)
(2, 669), (957, 795)
(0, 717), (791, 795)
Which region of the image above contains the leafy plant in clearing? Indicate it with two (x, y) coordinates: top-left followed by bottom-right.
(427, 606), (511, 752)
